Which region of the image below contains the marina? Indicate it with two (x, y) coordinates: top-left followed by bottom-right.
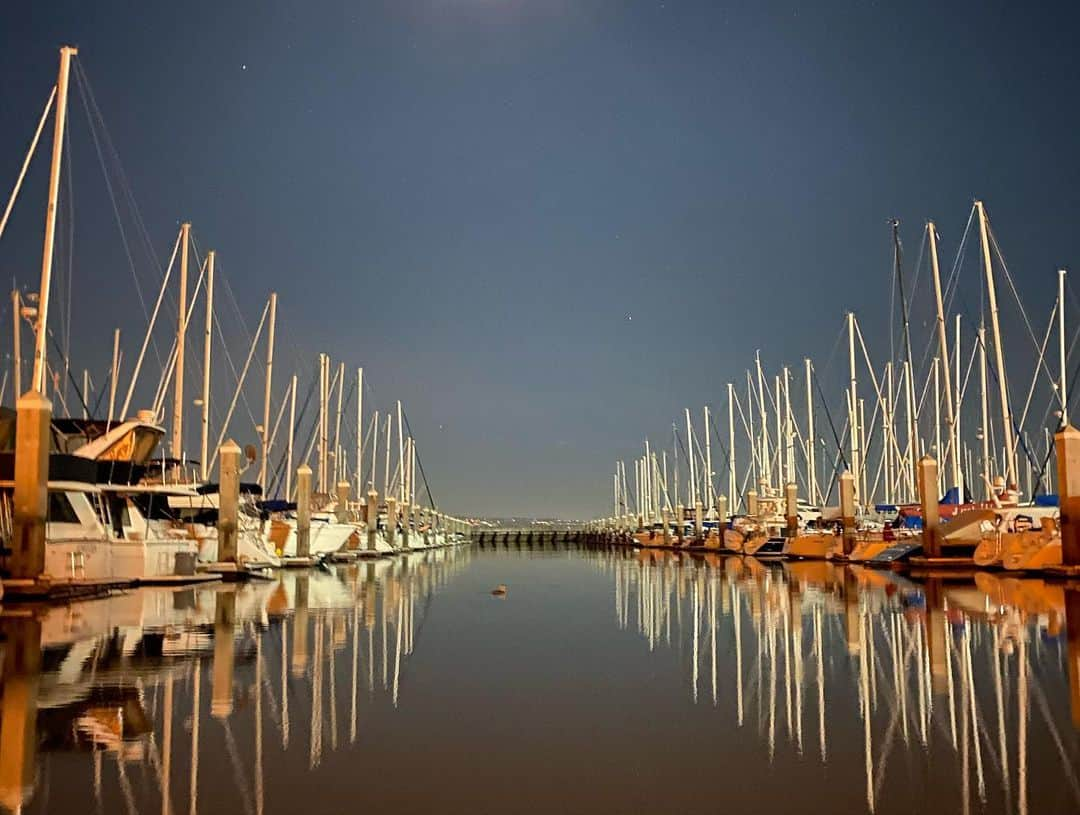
(5, 3), (1080, 813)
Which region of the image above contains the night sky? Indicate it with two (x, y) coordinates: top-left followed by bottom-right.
(2, 1), (1079, 517)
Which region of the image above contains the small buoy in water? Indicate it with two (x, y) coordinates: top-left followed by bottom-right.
(491, 584), (508, 596)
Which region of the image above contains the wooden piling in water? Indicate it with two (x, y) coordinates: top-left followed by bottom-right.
(839, 471), (856, 555)
(10, 390), (50, 580)
(1058, 425), (1080, 567)
(918, 456), (941, 558)
(218, 440), (241, 564)
(296, 464), (312, 559)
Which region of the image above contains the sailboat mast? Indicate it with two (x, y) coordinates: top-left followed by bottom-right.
(108, 328), (120, 423)
(171, 222), (190, 459)
(978, 324), (991, 496)
(396, 400), (405, 502)
(728, 382), (736, 508)
(685, 408), (697, 506)
(976, 200), (1016, 486)
(286, 374), (297, 498)
(31, 45), (77, 393)
(804, 359), (816, 505)
(355, 368), (363, 497)
(11, 291), (20, 399)
(333, 361), (344, 485)
(1059, 269), (1068, 425)
(847, 312), (860, 502)
(928, 222), (959, 490)
(892, 219), (919, 494)
(703, 407), (713, 513)
(259, 292), (277, 490)
(199, 252), (214, 481)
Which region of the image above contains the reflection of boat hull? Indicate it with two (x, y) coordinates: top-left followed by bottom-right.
(782, 533), (841, 560)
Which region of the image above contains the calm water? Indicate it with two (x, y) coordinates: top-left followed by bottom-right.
(5, 546), (1080, 814)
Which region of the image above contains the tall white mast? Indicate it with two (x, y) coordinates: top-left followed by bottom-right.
(286, 374), (297, 499)
(31, 45), (77, 394)
(108, 328), (120, 423)
(685, 408), (697, 505)
(613, 471), (619, 519)
(1059, 269), (1068, 425)
(783, 367), (794, 487)
(928, 222), (959, 490)
(727, 382), (736, 507)
(11, 291), (21, 401)
(382, 413), (392, 498)
(978, 324), (991, 496)
(171, 222), (190, 459)
(370, 409), (379, 489)
(199, 251), (215, 481)
(396, 400), (405, 502)
(847, 312), (860, 501)
(318, 354), (328, 493)
(703, 406), (713, 512)
(332, 361), (344, 484)
(976, 200), (1016, 486)
(955, 315), (962, 496)
(755, 353), (771, 489)
(355, 368), (364, 497)
(804, 359), (816, 505)
(259, 292), (277, 490)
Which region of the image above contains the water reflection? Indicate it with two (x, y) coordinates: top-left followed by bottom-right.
(7, 546), (1080, 814)
(1, 547), (470, 814)
(598, 550), (1080, 814)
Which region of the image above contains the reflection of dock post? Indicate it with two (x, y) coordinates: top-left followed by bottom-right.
(11, 390), (51, 580)
(212, 591), (237, 718)
(1065, 588), (1080, 728)
(0, 615), (43, 811)
(785, 483), (798, 538)
(366, 488), (379, 551)
(924, 578), (948, 695)
(292, 575), (310, 676)
(296, 465), (312, 559)
(919, 456), (941, 557)
(843, 569), (860, 655)
(1057, 425), (1080, 566)
(217, 440), (241, 563)
(839, 472), (856, 555)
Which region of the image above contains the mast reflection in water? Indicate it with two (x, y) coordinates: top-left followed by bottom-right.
(2, 548), (469, 815)
(600, 549), (1080, 814)
(5, 546), (1080, 814)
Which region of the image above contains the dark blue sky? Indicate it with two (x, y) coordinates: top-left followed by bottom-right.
(2, 1), (1078, 516)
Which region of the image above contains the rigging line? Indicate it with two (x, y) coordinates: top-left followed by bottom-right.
(400, 406), (436, 510)
(71, 62), (164, 366)
(1032, 321), (1080, 491)
(811, 362), (849, 471)
(1016, 300), (1058, 439)
(974, 328), (1039, 476)
(0, 85), (56, 242)
(73, 59), (166, 307)
(987, 223), (1057, 387)
(209, 298), (270, 471)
